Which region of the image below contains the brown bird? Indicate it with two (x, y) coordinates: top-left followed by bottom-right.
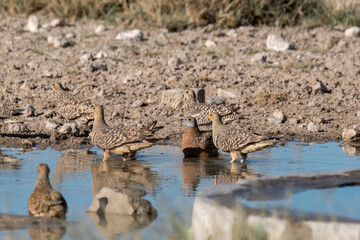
(208, 112), (278, 163)
(28, 163), (67, 219)
(182, 117), (218, 158)
(91, 105), (163, 161)
(182, 89), (240, 129)
(50, 82), (93, 124)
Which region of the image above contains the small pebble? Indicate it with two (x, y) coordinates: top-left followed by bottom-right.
(95, 25), (106, 34)
(307, 122), (319, 132)
(272, 110), (286, 122)
(167, 57), (182, 67)
(132, 100), (144, 108)
(80, 54), (93, 63)
(205, 39), (216, 48)
(115, 29), (143, 41)
(23, 106), (35, 117)
(344, 27), (360, 37)
(44, 120), (59, 130)
(25, 15), (40, 33)
(95, 50), (107, 59)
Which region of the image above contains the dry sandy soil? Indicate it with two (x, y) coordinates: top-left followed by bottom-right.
(0, 14), (359, 149)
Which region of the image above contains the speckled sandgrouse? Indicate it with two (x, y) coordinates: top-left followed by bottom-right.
(91, 105), (163, 161)
(208, 111), (278, 163)
(28, 163), (68, 219)
(182, 117), (218, 158)
(182, 89), (240, 129)
(50, 82), (93, 124)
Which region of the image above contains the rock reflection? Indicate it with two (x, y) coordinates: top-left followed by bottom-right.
(182, 158), (260, 194)
(342, 142), (360, 156)
(91, 159), (158, 196)
(28, 226), (66, 240)
(87, 209), (157, 236)
(54, 150), (95, 184)
(0, 149), (22, 170)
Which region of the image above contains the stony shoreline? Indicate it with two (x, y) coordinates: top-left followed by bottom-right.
(1, 15), (359, 150)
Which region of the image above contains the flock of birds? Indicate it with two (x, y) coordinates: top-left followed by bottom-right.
(2, 83), (279, 219)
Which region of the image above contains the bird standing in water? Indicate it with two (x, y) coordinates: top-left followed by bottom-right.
(91, 105), (163, 161)
(28, 163), (67, 219)
(208, 112), (278, 163)
(182, 117), (218, 158)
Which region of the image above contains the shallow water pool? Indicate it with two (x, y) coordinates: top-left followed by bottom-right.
(0, 141), (359, 239)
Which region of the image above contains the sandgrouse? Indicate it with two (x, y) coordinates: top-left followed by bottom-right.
(182, 117), (218, 158)
(182, 89), (239, 129)
(91, 105), (163, 161)
(208, 111), (278, 163)
(28, 163), (67, 219)
(50, 82), (93, 124)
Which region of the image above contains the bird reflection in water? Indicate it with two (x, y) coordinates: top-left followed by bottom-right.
(91, 157), (159, 196)
(182, 158), (261, 195)
(28, 226), (66, 240)
(0, 149), (22, 170)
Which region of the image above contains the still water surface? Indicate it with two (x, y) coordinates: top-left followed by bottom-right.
(0, 142), (359, 239)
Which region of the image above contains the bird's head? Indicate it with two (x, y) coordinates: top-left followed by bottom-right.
(208, 111), (220, 122)
(38, 163), (50, 175)
(184, 117), (197, 127)
(182, 89), (196, 101)
(92, 105), (104, 118)
(49, 82), (64, 91)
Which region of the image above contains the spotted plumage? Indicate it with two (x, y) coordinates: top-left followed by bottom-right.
(182, 117), (218, 158)
(50, 82), (93, 123)
(91, 105), (163, 161)
(28, 163), (67, 219)
(182, 89), (240, 129)
(208, 111), (278, 163)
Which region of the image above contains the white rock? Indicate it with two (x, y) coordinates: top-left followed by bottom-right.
(217, 88), (237, 99)
(95, 25), (106, 34)
(307, 122), (319, 132)
(23, 106), (35, 117)
(226, 29), (238, 38)
(167, 57), (182, 67)
(50, 18), (65, 27)
(47, 35), (55, 44)
(342, 126), (360, 142)
(52, 37), (68, 48)
(115, 29), (143, 41)
(58, 123), (79, 135)
(95, 50), (107, 59)
(65, 32), (75, 39)
(80, 53), (93, 63)
(44, 120), (59, 130)
(251, 53), (266, 63)
(132, 100), (144, 108)
(88, 187), (153, 215)
(344, 27), (360, 37)
(25, 15), (40, 33)
(272, 110), (286, 122)
(266, 34), (294, 51)
(205, 39), (216, 48)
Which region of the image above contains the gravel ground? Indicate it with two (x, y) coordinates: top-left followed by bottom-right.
(0, 15), (359, 149)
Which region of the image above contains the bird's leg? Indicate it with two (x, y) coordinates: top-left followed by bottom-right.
(240, 153), (247, 164)
(103, 150), (111, 161)
(230, 152), (238, 163)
